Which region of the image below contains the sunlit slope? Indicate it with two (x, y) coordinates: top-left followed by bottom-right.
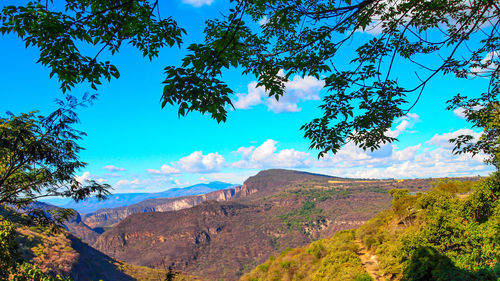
(241, 176), (499, 281)
(1, 208), (199, 281)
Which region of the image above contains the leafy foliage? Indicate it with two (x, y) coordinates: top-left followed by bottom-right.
(240, 230), (372, 281)
(2, 1), (498, 155)
(357, 176), (500, 280)
(447, 100), (500, 168)
(0, 214), (72, 281)
(279, 200), (325, 235)
(0, 0), (185, 92)
(161, 0), (500, 156)
(0, 95), (111, 227)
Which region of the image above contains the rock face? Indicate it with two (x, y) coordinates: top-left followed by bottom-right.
(44, 181), (235, 214)
(94, 201), (293, 281)
(83, 188), (241, 229)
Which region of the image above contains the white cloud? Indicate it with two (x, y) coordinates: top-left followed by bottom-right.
(235, 146), (255, 159)
(453, 108), (466, 119)
(147, 164), (181, 175)
(386, 113), (420, 138)
(147, 151), (225, 175)
(182, 0), (213, 7)
(115, 178), (140, 187)
(426, 129), (482, 149)
(102, 165), (126, 172)
(75, 171), (90, 183)
(178, 151), (225, 173)
(233, 73), (324, 113)
(318, 127), (492, 178)
(233, 82), (264, 110)
(233, 139), (311, 169)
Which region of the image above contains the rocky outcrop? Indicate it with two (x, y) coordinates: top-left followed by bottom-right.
(94, 202), (281, 281)
(83, 188), (241, 229)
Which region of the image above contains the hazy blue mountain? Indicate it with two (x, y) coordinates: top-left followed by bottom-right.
(41, 181), (235, 214)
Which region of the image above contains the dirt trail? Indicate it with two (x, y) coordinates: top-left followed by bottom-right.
(356, 240), (385, 281)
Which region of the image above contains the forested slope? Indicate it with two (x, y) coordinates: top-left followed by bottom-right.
(241, 175), (499, 281)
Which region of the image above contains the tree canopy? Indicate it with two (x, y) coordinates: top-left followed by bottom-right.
(0, 94), (111, 226)
(1, 0), (499, 156)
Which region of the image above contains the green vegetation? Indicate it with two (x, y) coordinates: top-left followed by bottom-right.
(0, 215), (71, 281)
(358, 175), (499, 280)
(2, 1), (498, 155)
(0, 96), (110, 227)
(0, 209), (197, 281)
(243, 175), (499, 281)
(288, 187), (352, 202)
(279, 201), (325, 235)
(241, 230), (371, 281)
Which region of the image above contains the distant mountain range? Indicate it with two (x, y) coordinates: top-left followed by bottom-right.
(41, 181), (235, 214)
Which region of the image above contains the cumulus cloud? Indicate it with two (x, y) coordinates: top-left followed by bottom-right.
(470, 51), (499, 76)
(147, 164), (181, 175)
(453, 108), (467, 119)
(102, 165), (126, 172)
(386, 113), (420, 138)
(426, 129), (482, 150)
(233, 139), (311, 169)
(233, 82), (264, 110)
(182, 0), (213, 7)
(149, 151), (226, 175)
(318, 127), (491, 178)
(96, 178), (107, 183)
(233, 72), (324, 113)
(179, 151), (225, 173)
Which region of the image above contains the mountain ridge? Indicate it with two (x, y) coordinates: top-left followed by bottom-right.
(42, 181), (235, 214)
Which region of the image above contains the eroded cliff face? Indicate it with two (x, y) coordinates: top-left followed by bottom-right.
(83, 188), (241, 229)
(93, 202), (284, 281)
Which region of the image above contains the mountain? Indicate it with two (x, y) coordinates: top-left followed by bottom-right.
(1, 206), (199, 281)
(94, 169), (459, 280)
(42, 181), (235, 214)
(17, 201), (100, 244)
(83, 187), (241, 230)
(240, 175), (498, 281)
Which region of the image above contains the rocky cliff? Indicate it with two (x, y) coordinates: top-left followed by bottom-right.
(84, 188), (240, 229)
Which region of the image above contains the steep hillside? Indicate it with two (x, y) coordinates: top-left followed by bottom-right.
(95, 169), (465, 280)
(1, 207), (200, 281)
(18, 202), (100, 245)
(240, 176), (499, 281)
(43, 181), (234, 214)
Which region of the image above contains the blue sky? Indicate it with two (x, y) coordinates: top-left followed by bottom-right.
(0, 0), (495, 193)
